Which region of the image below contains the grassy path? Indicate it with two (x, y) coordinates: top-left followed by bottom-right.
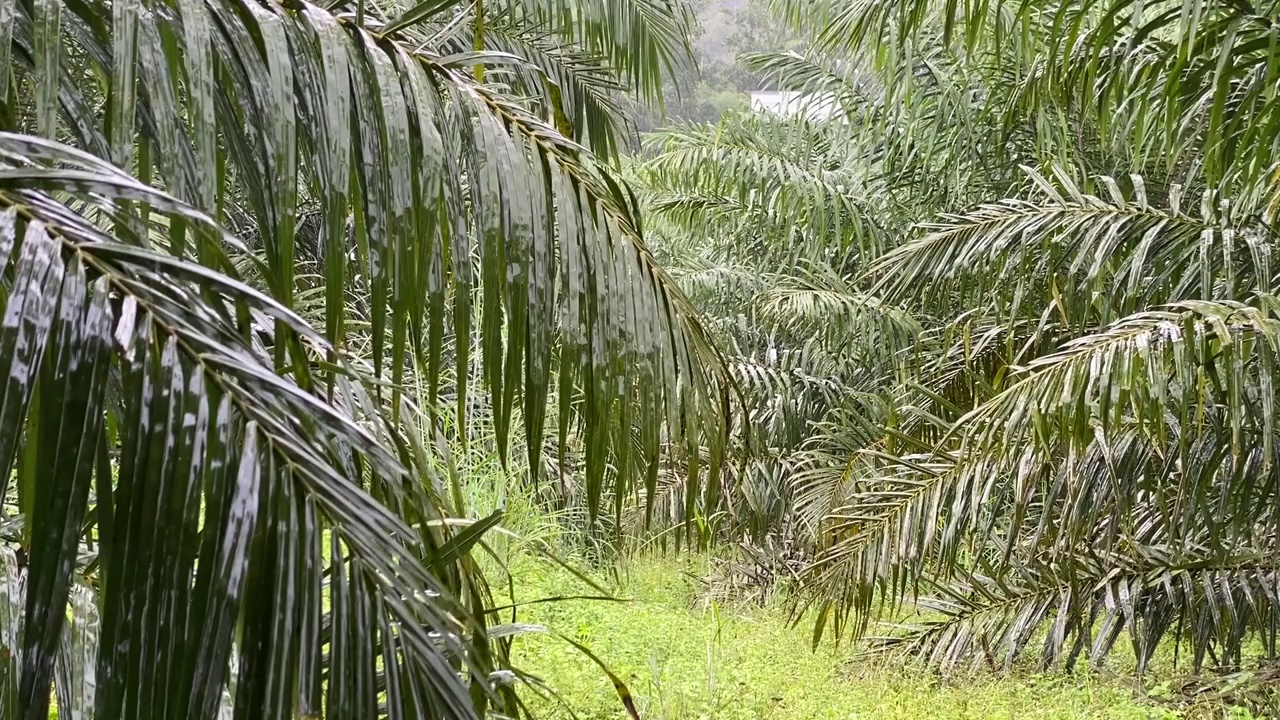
(508, 555), (1181, 720)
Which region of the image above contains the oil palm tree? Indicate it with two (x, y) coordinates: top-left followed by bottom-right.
(640, 0), (1280, 686)
(633, 110), (920, 544)
(0, 0), (727, 716)
(766, 0), (1280, 676)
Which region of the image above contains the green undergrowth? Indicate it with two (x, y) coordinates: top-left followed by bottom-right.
(457, 467), (1267, 720)
(498, 551), (1257, 720)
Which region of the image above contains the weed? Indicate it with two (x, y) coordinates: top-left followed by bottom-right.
(505, 553), (1193, 720)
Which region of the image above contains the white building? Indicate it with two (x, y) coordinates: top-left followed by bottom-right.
(748, 91), (842, 121)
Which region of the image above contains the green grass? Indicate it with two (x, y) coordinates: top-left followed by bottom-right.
(503, 552), (1190, 720)
(458, 465), (1267, 720)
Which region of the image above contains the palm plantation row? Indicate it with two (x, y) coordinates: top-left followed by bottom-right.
(0, 0), (1277, 716)
(639, 0), (1280, 687)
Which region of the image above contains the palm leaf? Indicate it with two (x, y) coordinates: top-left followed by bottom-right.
(0, 134), (500, 718)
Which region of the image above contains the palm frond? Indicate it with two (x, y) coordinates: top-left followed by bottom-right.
(1004, 0), (1280, 189)
(640, 113), (876, 257)
(871, 168), (1272, 323)
(470, 14), (630, 157)
(496, 0), (696, 105)
(23, 0), (729, 518)
(0, 135), (496, 718)
(760, 285), (920, 353)
(802, 298), (1280, 648)
(875, 547), (1279, 675)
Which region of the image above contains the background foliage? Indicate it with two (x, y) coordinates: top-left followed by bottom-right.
(631, 0), (1280, 709)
